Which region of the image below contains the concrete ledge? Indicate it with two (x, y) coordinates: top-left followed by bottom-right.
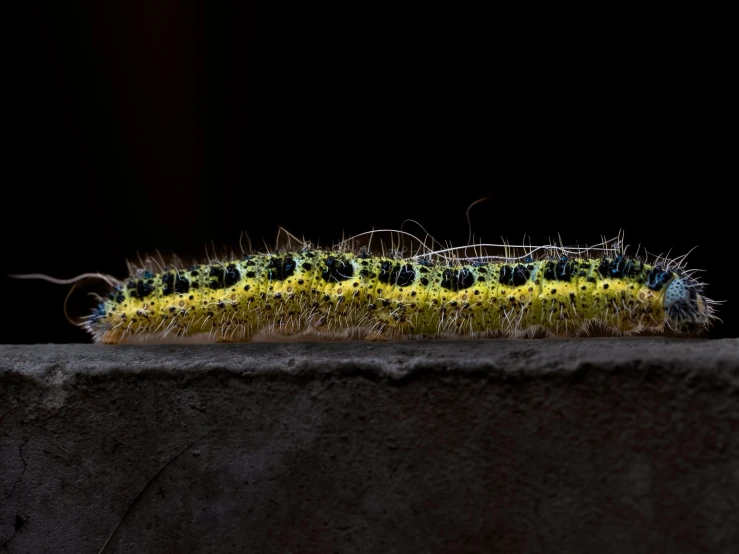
(1, 339), (738, 553)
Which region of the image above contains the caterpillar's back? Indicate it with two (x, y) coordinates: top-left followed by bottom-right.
(72, 231), (719, 344)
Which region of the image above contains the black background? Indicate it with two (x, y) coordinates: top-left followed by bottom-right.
(2, 3), (735, 343)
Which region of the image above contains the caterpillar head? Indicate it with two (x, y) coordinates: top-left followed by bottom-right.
(663, 276), (715, 333)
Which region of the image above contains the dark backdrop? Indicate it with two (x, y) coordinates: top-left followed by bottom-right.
(3, 3), (735, 343)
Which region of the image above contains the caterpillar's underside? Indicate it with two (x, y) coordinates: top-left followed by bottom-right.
(81, 234), (718, 344)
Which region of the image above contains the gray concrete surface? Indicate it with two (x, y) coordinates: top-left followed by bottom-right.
(1, 338), (738, 554)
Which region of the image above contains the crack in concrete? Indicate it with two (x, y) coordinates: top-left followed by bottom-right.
(98, 429), (216, 554)
(1, 438), (29, 548)
(3, 437), (28, 500)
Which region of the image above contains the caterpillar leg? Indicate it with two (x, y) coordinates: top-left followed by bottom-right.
(100, 331), (122, 345)
(360, 315), (413, 341)
(363, 330), (393, 342)
(214, 323), (255, 343)
(269, 314), (306, 336)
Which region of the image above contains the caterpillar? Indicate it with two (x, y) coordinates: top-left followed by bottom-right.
(40, 229), (717, 344)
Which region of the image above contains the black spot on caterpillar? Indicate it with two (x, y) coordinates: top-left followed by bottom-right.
(14, 228), (712, 345)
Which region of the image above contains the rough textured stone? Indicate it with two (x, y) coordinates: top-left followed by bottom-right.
(1, 338), (738, 553)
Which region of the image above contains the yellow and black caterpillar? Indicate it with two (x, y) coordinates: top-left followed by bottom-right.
(80, 234), (718, 344)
